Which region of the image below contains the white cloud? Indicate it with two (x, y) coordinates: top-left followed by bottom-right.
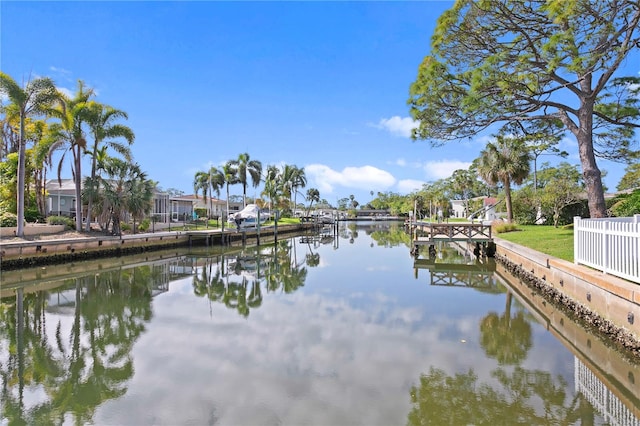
(397, 179), (426, 194)
(305, 164), (396, 194)
(423, 160), (472, 180)
(56, 86), (74, 99)
(49, 66), (71, 75)
(372, 116), (417, 138)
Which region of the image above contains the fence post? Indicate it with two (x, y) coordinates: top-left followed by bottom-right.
(602, 218), (609, 275)
(573, 216), (580, 265)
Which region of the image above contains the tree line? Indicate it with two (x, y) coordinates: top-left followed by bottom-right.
(193, 156), (324, 219)
(0, 73), (151, 236)
(367, 139), (640, 227)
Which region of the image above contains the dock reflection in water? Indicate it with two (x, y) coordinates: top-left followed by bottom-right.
(1, 222), (638, 425)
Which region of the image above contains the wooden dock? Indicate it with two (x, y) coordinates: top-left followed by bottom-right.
(413, 257), (498, 288)
(408, 221), (495, 258)
(411, 221), (492, 244)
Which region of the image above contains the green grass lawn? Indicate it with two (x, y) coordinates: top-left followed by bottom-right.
(495, 224), (574, 262)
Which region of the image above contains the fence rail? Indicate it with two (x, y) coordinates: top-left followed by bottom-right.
(574, 215), (640, 284)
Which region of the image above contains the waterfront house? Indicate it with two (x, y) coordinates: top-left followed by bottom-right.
(46, 179), (78, 218)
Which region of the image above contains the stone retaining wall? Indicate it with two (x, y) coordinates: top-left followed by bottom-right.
(494, 238), (640, 356)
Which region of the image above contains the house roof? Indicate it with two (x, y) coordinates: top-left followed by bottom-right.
(484, 197), (498, 206)
(170, 194), (225, 203)
(46, 179), (76, 193)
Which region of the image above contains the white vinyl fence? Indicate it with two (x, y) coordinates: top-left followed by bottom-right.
(574, 215), (640, 284)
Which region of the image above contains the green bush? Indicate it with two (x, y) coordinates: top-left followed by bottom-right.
(493, 221), (520, 234)
(138, 218), (151, 232)
(0, 212), (18, 227)
(46, 216), (75, 229)
(25, 208), (44, 223)
(194, 207), (207, 219)
(610, 190), (640, 217)
(121, 223), (131, 232)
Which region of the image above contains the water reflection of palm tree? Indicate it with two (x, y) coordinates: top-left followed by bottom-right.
(190, 242), (308, 317)
(52, 272), (152, 423)
(480, 291), (532, 365)
(1, 269), (153, 424)
(304, 237), (321, 267)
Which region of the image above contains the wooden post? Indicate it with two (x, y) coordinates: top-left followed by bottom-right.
(257, 210), (261, 246)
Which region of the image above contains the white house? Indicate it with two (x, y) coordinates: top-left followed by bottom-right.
(46, 179), (78, 218)
(450, 196), (501, 221)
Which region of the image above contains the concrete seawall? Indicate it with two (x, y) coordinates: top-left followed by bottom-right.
(0, 224), (314, 270)
(494, 237), (640, 356)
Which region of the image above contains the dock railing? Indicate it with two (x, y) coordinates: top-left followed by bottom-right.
(574, 215), (640, 284)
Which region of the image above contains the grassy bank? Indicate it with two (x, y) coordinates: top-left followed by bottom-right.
(494, 224), (574, 262)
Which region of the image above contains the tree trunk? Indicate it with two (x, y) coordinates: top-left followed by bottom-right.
(73, 147), (83, 231)
(558, 79), (607, 219)
(576, 105), (606, 218)
(16, 112), (26, 237)
(85, 145), (99, 232)
(504, 180), (513, 223)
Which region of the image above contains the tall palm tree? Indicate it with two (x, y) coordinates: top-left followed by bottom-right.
(281, 164), (307, 212)
(0, 72), (61, 237)
(46, 80), (95, 231)
(261, 165), (280, 211)
(84, 101), (134, 231)
(222, 161), (238, 219)
(30, 120), (55, 217)
(476, 135), (531, 223)
(231, 152), (262, 208)
(193, 166), (224, 220)
(305, 187), (320, 216)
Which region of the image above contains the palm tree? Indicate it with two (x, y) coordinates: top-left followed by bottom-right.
(46, 80), (95, 231)
(0, 72), (61, 237)
(261, 165), (281, 212)
(281, 164), (307, 212)
(94, 157), (152, 235)
(30, 120), (56, 218)
(84, 101), (134, 231)
(305, 187), (320, 216)
(231, 152), (262, 208)
(127, 174), (155, 234)
(221, 161), (238, 219)
(193, 170), (209, 211)
(193, 166), (224, 220)
(476, 136), (531, 223)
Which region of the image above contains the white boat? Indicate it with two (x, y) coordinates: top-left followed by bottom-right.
(318, 212), (335, 224)
(228, 204), (270, 229)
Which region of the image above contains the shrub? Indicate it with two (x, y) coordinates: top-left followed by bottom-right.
(0, 212), (18, 227)
(610, 190), (640, 217)
(138, 218), (151, 232)
(194, 207), (207, 219)
(46, 215), (75, 229)
(25, 208), (44, 223)
(493, 221), (520, 234)
(121, 223), (131, 232)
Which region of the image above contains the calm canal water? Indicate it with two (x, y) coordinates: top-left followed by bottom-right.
(1, 221), (639, 425)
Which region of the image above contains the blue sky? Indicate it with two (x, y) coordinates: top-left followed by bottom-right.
(1, 1), (637, 206)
